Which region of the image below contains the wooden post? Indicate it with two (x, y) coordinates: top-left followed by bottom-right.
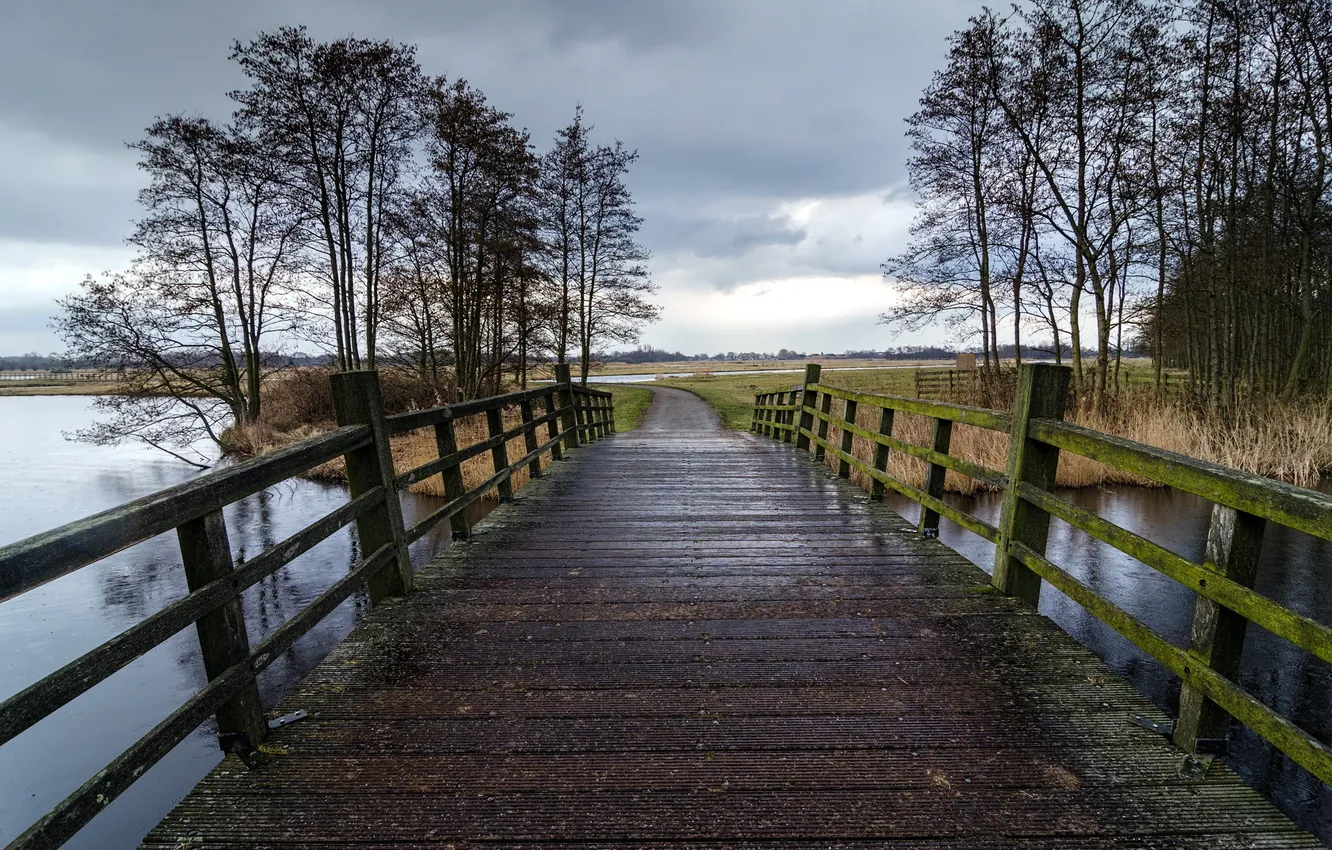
(582, 392), (597, 443)
(870, 406), (894, 501)
(331, 370), (413, 603)
(543, 391), (564, 461)
(760, 393), (772, 437)
(992, 363), (1072, 606)
(486, 406), (513, 501)
(795, 364), (820, 451)
(520, 399), (541, 480)
(815, 392), (833, 459)
(178, 510), (266, 750)
(555, 364), (579, 451)
(1174, 504), (1265, 754)
(606, 394), (616, 434)
(917, 418), (953, 537)
(837, 398), (858, 478)
(751, 394), (761, 432)
(433, 413), (471, 540)
(914, 369), (922, 398)
(775, 392), (788, 443)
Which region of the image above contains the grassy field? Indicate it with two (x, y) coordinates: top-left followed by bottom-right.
(654, 367), (947, 430)
(0, 380), (122, 396)
(590, 384), (655, 432)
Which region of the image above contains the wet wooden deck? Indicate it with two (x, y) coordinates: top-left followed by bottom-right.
(143, 388), (1317, 848)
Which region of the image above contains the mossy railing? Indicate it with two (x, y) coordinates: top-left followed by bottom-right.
(0, 363), (612, 850)
(753, 362), (1332, 788)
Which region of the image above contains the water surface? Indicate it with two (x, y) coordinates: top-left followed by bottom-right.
(0, 396), (451, 848)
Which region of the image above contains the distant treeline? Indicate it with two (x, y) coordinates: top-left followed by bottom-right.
(0, 354), (69, 371)
(596, 344), (1090, 363)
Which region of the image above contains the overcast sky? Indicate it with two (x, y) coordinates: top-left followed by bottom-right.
(0, 0), (981, 356)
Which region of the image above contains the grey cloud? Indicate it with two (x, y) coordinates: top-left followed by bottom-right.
(0, 0), (981, 350)
(650, 213), (807, 260)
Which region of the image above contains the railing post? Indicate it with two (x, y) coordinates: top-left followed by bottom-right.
(992, 363), (1071, 606)
(555, 364), (579, 451)
(544, 390), (564, 461)
(815, 392), (832, 459)
(520, 398), (542, 480)
(432, 412), (471, 540)
(1174, 505), (1265, 754)
(486, 406), (514, 501)
(583, 391), (598, 443)
(178, 510), (267, 751)
(751, 394), (763, 433)
(795, 365), (820, 451)
(837, 398), (858, 478)
(870, 407), (894, 502)
(917, 418), (953, 538)
(331, 370), (413, 604)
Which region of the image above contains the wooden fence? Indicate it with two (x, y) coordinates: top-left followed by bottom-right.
(753, 362), (1332, 786)
(0, 370), (119, 382)
(0, 364), (613, 849)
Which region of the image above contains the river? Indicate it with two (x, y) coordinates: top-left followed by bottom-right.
(1, 396), (1329, 845)
(0, 396), (454, 848)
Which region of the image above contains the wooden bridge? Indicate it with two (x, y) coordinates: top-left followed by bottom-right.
(2, 364), (1330, 848)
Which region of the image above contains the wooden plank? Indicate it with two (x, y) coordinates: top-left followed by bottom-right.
(176, 510), (266, 751)
(1028, 418), (1332, 543)
(1175, 504), (1265, 753)
(917, 417), (952, 539)
(0, 425), (368, 602)
(330, 370), (412, 603)
(142, 385), (1316, 849)
(992, 363), (1070, 606)
(520, 399), (542, 481)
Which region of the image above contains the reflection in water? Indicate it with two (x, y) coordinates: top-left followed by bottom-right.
(885, 482), (1332, 842)
(2, 397), (1329, 844)
(0, 397), (452, 849)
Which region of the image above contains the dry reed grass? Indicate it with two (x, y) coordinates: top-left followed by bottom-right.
(221, 367), (547, 504)
(821, 389), (1332, 494)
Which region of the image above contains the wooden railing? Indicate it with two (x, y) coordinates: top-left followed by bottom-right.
(0, 363), (613, 850)
(754, 362), (1332, 786)
(0, 370), (119, 382)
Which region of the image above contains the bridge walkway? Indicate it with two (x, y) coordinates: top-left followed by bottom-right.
(143, 387), (1314, 848)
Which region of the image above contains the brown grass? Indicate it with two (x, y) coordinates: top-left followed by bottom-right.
(223, 368), (549, 503)
(822, 389), (1332, 494)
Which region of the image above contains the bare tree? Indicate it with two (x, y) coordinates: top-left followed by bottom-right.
(55, 116), (298, 464)
(230, 26), (425, 370)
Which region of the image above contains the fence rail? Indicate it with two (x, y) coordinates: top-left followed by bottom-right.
(753, 362), (1332, 788)
(0, 363), (613, 850)
(0, 370), (122, 382)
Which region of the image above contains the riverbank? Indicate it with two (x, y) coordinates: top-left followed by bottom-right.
(656, 370), (1332, 492)
(0, 380), (123, 396)
(223, 382), (655, 500)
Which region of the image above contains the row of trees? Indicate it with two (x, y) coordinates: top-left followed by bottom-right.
(885, 0), (1332, 407)
(56, 27), (657, 457)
